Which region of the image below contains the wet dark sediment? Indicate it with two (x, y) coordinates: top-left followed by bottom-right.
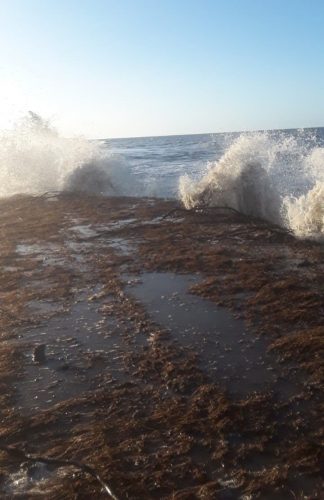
(0, 193), (322, 498)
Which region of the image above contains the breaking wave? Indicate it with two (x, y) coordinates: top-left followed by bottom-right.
(0, 112), (138, 197)
(179, 131), (324, 239)
(1, 114), (323, 239)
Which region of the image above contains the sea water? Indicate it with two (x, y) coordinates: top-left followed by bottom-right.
(0, 112), (323, 239)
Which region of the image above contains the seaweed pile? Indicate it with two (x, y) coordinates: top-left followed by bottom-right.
(0, 193), (322, 498)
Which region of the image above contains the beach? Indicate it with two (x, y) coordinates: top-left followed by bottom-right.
(0, 193), (322, 498)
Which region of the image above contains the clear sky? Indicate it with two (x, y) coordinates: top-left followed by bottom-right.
(0, 0), (323, 138)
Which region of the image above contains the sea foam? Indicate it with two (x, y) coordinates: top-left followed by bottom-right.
(179, 131), (324, 239)
(0, 112), (138, 197)
(1, 114), (323, 240)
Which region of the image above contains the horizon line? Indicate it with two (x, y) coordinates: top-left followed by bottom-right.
(98, 124), (324, 142)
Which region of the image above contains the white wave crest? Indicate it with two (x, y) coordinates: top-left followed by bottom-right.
(284, 181), (324, 238)
(179, 131), (324, 240)
(0, 112), (138, 197)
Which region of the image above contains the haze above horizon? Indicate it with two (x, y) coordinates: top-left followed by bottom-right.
(0, 0), (323, 139)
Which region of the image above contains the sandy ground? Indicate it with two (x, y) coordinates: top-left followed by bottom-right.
(0, 193), (322, 499)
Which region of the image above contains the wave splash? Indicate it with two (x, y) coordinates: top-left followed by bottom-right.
(0, 112), (138, 197)
(179, 131), (324, 239)
(1, 114), (323, 239)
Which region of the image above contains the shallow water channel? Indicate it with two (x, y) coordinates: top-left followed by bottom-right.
(127, 272), (299, 399)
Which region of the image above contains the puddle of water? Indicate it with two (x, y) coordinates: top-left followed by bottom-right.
(17, 238), (93, 274)
(107, 237), (133, 255)
(27, 300), (64, 315)
(4, 462), (71, 497)
(42, 255), (67, 267)
(2, 265), (20, 272)
(126, 272), (293, 398)
(99, 218), (137, 230)
(27, 279), (52, 292)
(16, 243), (68, 268)
(15, 287), (129, 414)
(16, 244), (43, 256)
(16, 244), (42, 256)
(126, 272), (318, 495)
(69, 219), (137, 241)
(65, 240), (93, 252)
(68, 224), (133, 255)
(16, 243), (58, 256)
(69, 225), (98, 238)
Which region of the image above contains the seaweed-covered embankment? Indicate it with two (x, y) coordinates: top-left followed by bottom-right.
(0, 193), (322, 498)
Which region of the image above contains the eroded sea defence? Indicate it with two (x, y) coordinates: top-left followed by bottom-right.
(0, 193), (322, 499)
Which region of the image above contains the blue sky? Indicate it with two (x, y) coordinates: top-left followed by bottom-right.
(0, 0), (323, 138)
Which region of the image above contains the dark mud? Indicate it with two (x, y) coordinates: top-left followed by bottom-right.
(0, 193), (322, 499)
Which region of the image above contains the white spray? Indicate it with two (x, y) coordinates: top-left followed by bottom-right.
(0, 112), (138, 197)
(179, 131), (324, 239)
(1, 115), (323, 239)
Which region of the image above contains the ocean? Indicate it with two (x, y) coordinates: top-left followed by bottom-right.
(0, 113), (323, 239)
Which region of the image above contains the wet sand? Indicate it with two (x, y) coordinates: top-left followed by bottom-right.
(0, 193), (322, 498)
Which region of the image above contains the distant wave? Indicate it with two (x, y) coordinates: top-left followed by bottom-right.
(179, 131), (324, 239)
